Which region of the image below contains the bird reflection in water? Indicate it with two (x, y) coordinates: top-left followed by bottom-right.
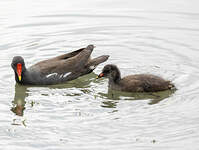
(11, 73), (97, 116)
(100, 88), (176, 109)
(11, 84), (28, 116)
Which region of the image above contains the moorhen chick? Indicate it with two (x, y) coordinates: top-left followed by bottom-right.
(97, 64), (175, 92)
(11, 45), (109, 85)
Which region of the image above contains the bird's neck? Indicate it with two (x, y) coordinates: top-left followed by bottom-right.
(109, 70), (121, 84)
(108, 76), (121, 90)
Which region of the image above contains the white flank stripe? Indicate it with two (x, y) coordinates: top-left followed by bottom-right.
(59, 74), (63, 78)
(46, 73), (58, 78)
(63, 72), (71, 78)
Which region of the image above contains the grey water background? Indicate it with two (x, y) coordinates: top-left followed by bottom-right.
(0, 0), (199, 149)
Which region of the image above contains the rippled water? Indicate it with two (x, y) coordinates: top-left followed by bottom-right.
(1, 0), (199, 149)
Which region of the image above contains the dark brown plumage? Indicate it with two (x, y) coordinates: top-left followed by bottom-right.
(97, 64), (175, 92)
(11, 45), (109, 85)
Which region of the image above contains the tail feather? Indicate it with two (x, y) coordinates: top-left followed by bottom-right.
(168, 82), (175, 89)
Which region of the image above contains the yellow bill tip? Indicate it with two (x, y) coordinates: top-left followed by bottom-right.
(18, 76), (21, 81)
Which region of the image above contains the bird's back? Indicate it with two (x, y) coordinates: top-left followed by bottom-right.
(119, 74), (174, 92)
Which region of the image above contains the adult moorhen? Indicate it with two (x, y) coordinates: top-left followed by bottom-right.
(11, 45), (109, 85)
(97, 64), (175, 92)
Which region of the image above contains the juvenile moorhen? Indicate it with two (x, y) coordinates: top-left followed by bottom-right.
(97, 64), (175, 92)
(11, 45), (109, 85)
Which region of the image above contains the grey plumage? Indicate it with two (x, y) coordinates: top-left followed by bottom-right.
(11, 45), (109, 85)
(98, 64), (175, 92)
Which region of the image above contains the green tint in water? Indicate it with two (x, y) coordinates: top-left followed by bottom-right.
(99, 88), (176, 108)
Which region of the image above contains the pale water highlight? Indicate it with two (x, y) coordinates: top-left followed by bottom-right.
(0, 0), (199, 149)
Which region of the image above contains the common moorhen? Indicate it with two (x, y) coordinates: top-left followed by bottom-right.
(97, 64), (175, 92)
(11, 45), (109, 85)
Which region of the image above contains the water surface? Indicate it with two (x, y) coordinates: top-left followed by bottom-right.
(0, 0), (199, 149)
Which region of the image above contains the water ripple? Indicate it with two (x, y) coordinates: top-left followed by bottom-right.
(0, 2), (199, 150)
